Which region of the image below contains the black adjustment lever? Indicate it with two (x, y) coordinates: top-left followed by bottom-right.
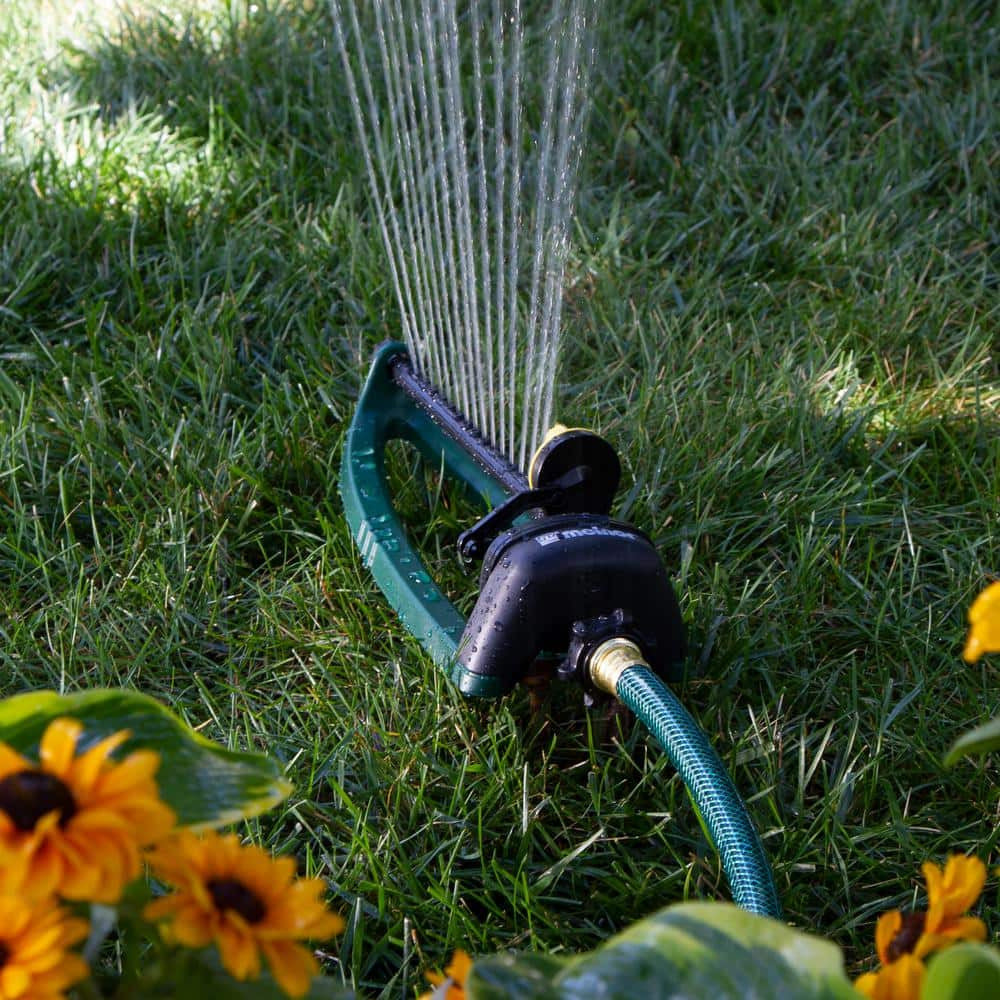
(458, 486), (561, 560)
(458, 428), (622, 560)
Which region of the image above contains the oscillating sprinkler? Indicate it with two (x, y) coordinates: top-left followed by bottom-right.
(341, 341), (782, 917)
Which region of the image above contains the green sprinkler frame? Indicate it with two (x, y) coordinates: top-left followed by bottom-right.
(341, 340), (517, 696)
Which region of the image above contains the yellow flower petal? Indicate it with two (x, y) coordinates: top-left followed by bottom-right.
(11, 923), (71, 965)
(217, 920), (262, 981)
(143, 895), (180, 920)
(262, 879), (345, 937)
(165, 901), (216, 948)
(964, 581), (1000, 663)
(13, 840), (64, 899)
(1, 963), (31, 998)
(93, 751), (162, 797)
(874, 910), (902, 966)
(67, 729), (132, 794)
(0, 897), (32, 938)
(880, 953), (925, 1000)
(445, 950), (472, 983)
(262, 940), (319, 999)
(39, 718), (83, 776)
(854, 955), (927, 1000)
(42, 952), (91, 993)
(853, 971), (879, 998)
(0, 744), (31, 779)
(923, 855), (986, 921)
(918, 915), (988, 957)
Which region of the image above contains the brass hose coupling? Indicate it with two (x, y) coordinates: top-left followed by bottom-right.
(588, 637), (649, 697)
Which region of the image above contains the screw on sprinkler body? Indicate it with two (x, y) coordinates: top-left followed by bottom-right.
(588, 637), (648, 697)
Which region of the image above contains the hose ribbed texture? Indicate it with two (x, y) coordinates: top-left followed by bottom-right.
(617, 665), (782, 918)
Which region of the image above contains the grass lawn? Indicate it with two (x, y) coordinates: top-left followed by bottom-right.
(1, 0), (997, 994)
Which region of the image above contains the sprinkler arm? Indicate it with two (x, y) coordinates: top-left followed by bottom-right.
(341, 343), (685, 696)
(340, 341), (517, 695)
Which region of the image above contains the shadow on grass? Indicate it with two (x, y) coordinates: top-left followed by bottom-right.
(6, 0), (382, 361)
(59, 3), (353, 179)
(1, 2), (375, 565)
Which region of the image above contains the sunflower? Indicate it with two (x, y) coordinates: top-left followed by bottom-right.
(963, 580), (1000, 663)
(0, 717), (176, 903)
(855, 855), (987, 999)
(144, 830), (344, 998)
(0, 893), (90, 1000)
(419, 950), (472, 1000)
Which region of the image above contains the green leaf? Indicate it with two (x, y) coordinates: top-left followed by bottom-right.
(0, 689), (291, 828)
(469, 902), (859, 1000)
(471, 954), (565, 1000)
(923, 943), (1000, 999)
(143, 946), (354, 999)
(944, 715), (1000, 765)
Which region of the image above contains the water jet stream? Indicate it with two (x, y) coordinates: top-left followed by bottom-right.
(332, 0), (593, 466)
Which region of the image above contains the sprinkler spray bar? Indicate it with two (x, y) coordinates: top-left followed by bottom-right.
(388, 353), (528, 497)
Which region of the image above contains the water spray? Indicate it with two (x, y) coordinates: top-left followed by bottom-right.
(334, 0), (781, 919)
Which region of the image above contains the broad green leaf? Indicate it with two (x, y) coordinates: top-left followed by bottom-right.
(923, 943), (1000, 999)
(0, 689), (290, 828)
(471, 954), (565, 999)
(135, 947), (355, 1000)
(469, 902), (859, 1000)
(944, 715), (1000, 765)
(178, 949), (354, 1000)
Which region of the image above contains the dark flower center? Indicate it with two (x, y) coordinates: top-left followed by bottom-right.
(207, 878), (267, 924)
(887, 911), (926, 962)
(0, 942), (9, 968)
(0, 769), (77, 831)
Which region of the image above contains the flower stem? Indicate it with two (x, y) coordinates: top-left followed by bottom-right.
(74, 977), (106, 1000)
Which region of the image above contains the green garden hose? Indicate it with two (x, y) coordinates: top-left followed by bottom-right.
(591, 639), (782, 918)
